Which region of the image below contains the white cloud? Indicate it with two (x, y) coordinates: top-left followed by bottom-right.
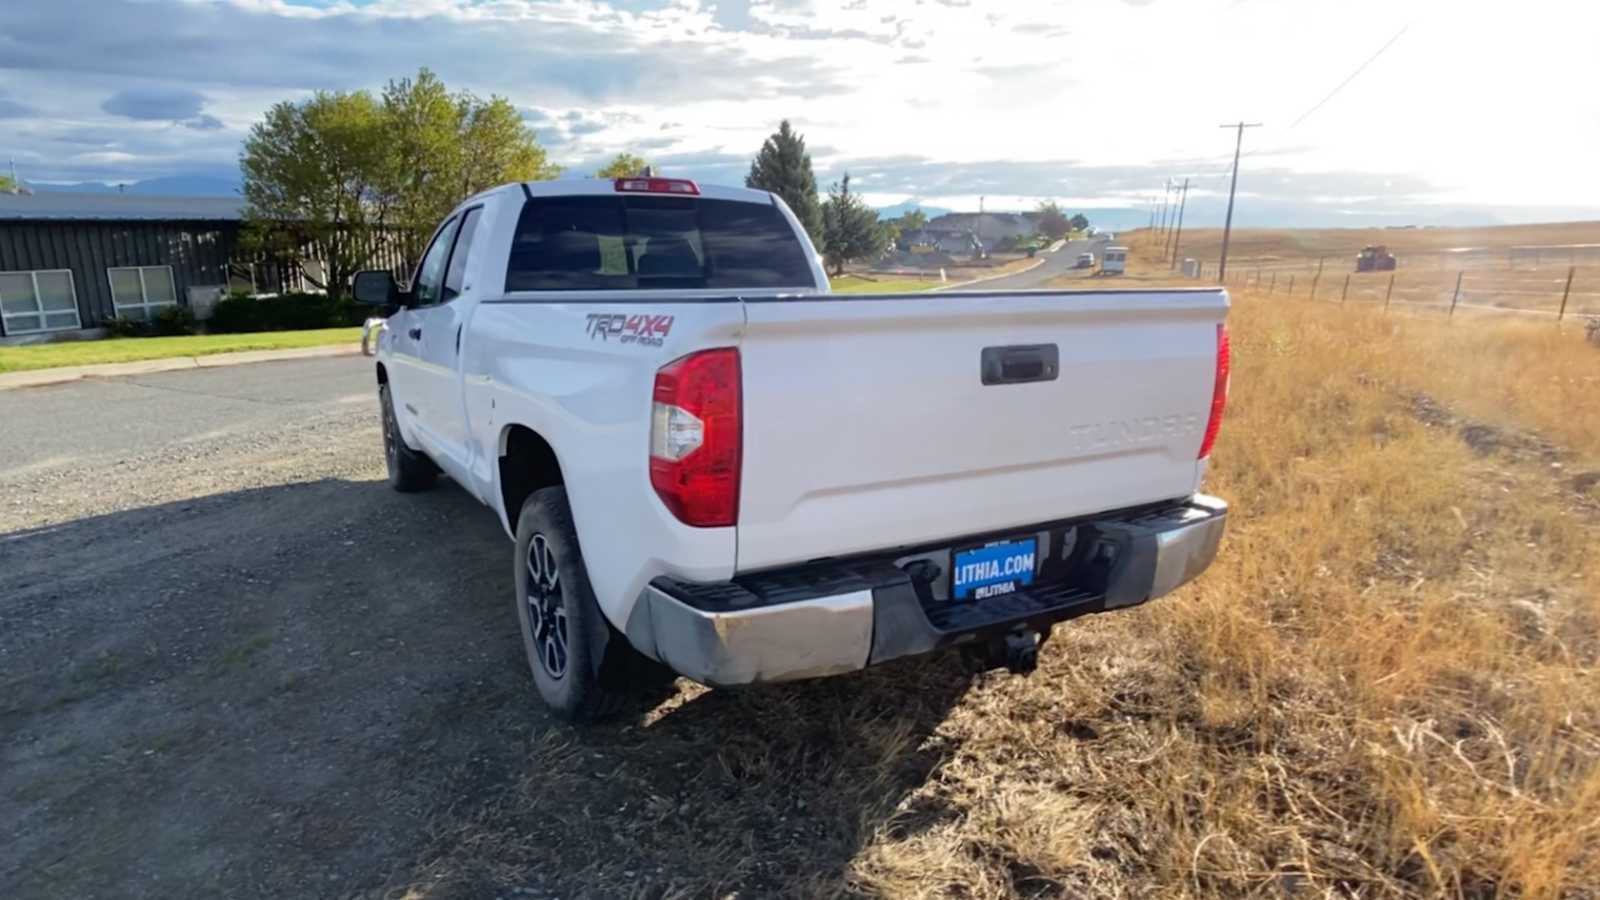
(0, 0), (1596, 223)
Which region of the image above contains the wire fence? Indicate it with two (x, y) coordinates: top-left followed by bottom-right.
(1192, 258), (1600, 322)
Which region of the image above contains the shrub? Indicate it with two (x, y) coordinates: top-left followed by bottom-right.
(205, 292), (366, 334)
(151, 305), (197, 336)
(103, 317), (144, 337)
(207, 294), (263, 334)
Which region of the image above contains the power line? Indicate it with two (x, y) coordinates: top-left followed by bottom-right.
(1290, 23), (1410, 129)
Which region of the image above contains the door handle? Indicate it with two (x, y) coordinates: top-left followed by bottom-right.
(981, 344), (1060, 385)
(408, 327), (423, 340)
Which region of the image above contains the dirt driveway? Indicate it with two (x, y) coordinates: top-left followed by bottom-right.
(0, 359), (976, 899)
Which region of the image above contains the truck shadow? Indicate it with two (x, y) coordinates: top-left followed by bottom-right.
(1, 476), (972, 900)
(406, 656), (977, 898)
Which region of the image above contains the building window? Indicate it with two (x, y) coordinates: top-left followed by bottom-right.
(0, 270), (82, 335)
(108, 265), (179, 321)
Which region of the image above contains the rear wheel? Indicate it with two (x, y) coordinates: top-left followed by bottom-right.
(514, 486), (667, 721)
(380, 382), (436, 492)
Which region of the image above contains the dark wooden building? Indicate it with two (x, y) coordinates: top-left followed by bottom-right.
(0, 192), (405, 340)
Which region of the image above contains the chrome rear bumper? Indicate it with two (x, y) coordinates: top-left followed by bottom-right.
(633, 494), (1228, 687)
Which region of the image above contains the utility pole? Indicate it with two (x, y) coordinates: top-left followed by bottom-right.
(1167, 177), (1190, 268)
(977, 195), (985, 255)
(1216, 121), (1262, 281)
(1157, 179), (1172, 239)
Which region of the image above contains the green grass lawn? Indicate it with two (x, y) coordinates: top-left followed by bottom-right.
(0, 327), (363, 374)
(830, 274), (943, 295)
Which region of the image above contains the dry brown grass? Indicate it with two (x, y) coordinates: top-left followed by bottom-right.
(841, 271), (1600, 898)
(403, 256), (1600, 899)
(1169, 222), (1600, 269)
(1125, 222), (1600, 316)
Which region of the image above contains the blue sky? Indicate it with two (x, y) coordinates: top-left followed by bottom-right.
(1, 0), (1597, 226)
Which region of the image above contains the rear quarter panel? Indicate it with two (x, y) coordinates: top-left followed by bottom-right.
(464, 299), (746, 633)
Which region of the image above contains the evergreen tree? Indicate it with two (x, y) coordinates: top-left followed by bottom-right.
(745, 120), (824, 245)
(820, 173), (887, 275)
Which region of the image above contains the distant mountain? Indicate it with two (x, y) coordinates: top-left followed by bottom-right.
(876, 201), (952, 221)
(27, 174), (241, 197)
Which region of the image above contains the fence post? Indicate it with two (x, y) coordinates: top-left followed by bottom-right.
(1269, 272), (1276, 294)
(1287, 274), (1295, 296)
(1311, 257), (1324, 301)
(1559, 265), (1575, 321)
(1384, 273), (1395, 312)
(1449, 271), (1463, 318)
(1341, 274), (1351, 304)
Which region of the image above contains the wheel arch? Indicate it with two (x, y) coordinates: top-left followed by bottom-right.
(497, 423), (565, 535)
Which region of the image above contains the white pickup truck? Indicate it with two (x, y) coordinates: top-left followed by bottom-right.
(355, 176), (1231, 721)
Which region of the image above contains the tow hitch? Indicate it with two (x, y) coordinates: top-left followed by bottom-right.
(961, 626), (1046, 675)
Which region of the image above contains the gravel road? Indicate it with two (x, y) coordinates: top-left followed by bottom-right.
(0, 357), (974, 899)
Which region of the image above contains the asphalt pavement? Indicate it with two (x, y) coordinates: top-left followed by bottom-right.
(955, 237), (1103, 291)
(0, 355), (374, 478)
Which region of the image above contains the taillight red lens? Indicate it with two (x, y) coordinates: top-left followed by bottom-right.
(650, 348), (741, 526)
(1198, 323), (1230, 459)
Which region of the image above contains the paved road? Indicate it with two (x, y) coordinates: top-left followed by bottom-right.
(1, 356), (374, 481)
(953, 237), (1102, 291)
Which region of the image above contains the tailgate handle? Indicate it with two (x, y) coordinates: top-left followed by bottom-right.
(982, 344), (1059, 385)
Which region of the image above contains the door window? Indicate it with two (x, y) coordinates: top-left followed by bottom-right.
(442, 207), (484, 303)
(411, 217), (460, 308)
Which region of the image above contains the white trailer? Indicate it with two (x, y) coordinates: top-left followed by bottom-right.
(1100, 246), (1128, 275)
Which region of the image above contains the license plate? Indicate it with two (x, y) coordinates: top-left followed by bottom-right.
(952, 538), (1037, 601)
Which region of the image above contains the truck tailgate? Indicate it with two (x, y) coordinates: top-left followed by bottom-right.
(735, 288), (1228, 572)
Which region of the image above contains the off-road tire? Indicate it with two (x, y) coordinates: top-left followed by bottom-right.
(380, 382), (436, 493)
(515, 486), (665, 722)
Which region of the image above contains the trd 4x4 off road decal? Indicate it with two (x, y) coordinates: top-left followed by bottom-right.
(585, 313), (674, 346)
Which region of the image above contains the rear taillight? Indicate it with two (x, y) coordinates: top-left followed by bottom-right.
(650, 348), (741, 526)
(1197, 323), (1230, 460)
(615, 177), (700, 195)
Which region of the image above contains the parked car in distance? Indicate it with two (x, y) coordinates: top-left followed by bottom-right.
(1075, 252), (1095, 268)
(355, 176), (1230, 721)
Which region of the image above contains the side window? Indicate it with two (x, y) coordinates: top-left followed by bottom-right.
(442, 207), (484, 303)
(411, 217), (460, 308)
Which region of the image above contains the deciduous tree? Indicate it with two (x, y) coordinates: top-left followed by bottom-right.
(895, 208), (928, 232)
(241, 68), (559, 294)
(595, 153), (652, 178)
(1036, 201), (1070, 240)
(240, 90), (390, 299)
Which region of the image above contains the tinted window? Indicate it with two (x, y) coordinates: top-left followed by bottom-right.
(504, 195), (813, 292)
(412, 216), (460, 307)
(442, 207), (483, 302)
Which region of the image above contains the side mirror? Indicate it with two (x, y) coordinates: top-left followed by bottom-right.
(352, 270), (402, 307)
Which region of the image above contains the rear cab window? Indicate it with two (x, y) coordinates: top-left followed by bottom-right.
(504, 195), (815, 293)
